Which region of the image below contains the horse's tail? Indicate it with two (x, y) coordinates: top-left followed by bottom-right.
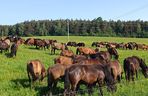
(123, 59), (127, 79)
(47, 68), (53, 88)
(76, 47), (79, 55)
(64, 68), (70, 94)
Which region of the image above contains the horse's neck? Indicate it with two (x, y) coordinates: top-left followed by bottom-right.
(140, 63), (147, 71)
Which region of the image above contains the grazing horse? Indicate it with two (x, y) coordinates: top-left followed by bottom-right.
(77, 42), (85, 47)
(64, 64), (116, 96)
(60, 50), (74, 57)
(124, 56), (148, 81)
(76, 47), (98, 55)
(24, 38), (35, 46)
(54, 56), (73, 65)
(47, 64), (71, 94)
(10, 40), (21, 57)
(51, 42), (68, 55)
(95, 47), (119, 63)
(108, 60), (123, 82)
(34, 39), (46, 49)
(3, 39), (11, 46)
(27, 59), (46, 87)
(0, 40), (10, 53)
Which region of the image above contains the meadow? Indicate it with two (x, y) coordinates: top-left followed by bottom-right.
(0, 36), (148, 96)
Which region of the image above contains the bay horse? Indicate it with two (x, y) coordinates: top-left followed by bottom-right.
(27, 59), (46, 88)
(123, 56), (148, 81)
(0, 40), (10, 53)
(10, 40), (23, 57)
(47, 64), (71, 95)
(76, 47), (99, 55)
(51, 42), (68, 55)
(108, 60), (123, 82)
(64, 64), (116, 96)
(95, 47), (119, 63)
(60, 50), (74, 57)
(54, 56), (73, 65)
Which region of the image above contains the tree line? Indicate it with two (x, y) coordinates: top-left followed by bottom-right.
(0, 17), (148, 37)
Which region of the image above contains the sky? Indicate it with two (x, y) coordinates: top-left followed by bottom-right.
(1, 0), (148, 25)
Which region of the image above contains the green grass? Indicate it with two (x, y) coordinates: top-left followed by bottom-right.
(0, 36), (148, 96)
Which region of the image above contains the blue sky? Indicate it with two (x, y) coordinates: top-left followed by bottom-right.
(1, 0), (148, 25)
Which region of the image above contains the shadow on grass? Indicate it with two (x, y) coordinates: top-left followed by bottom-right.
(11, 78), (64, 96)
(5, 52), (12, 58)
(11, 78), (30, 88)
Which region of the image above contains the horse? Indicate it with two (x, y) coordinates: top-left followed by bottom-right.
(24, 38), (35, 46)
(3, 39), (11, 46)
(51, 42), (68, 55)
(27, 59), (46, 88)
(34, 39), (46, 49)
(47, 64), (71, 95)
(60, 50), (74, 57)
(76, 47), (98, 55)
(67, 41), (77, 47)
(77, 42), (85, 47)
(64, 64), (116, 96)
(123, 56), (148, 81)
(0, 40), (10, 53)
(10, 40), (21, 57)
(108, 60), (123, 82)
(95, 47), (119, 63)
(54, 56), (73, 65)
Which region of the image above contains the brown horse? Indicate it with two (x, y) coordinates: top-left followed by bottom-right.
(47, 64), (71, 94)
(124, 56), (148, 81)
(51, 42), (68, 55)
(64, 64), (116, 96)
(54, 56), (73, 65)
(27, 59), (46, 87)
(76, 47), (98, 55)
(108, 60), (123, 82)
(95, 47), (119, 63)
(24, 38), (35, 46)
(60, 50), (74, 57)
(0, 40), (10, 53)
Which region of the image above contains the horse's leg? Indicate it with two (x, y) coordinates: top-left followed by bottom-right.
(127, 70), (130, 81)
(88, 85), (93, 96)
(117, 75), (121, 83)
(136, 70), (138, 79)
(54, 49), (55, 54)
(71, 84), (77, 96)
(131, 70), (134, 81)
(98, 82), (103, 96)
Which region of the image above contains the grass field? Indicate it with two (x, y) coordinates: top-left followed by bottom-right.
(0, 36), (148, 96)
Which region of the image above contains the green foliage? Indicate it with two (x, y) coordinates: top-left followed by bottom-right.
(0, 18), (148, 37)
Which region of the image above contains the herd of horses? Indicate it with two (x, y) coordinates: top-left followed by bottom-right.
(24, 38), (148, 96)
(1, 36), (148, 96)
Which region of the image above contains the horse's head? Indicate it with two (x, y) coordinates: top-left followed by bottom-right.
(140, 59), (148, 78)
(103, 65), (117, 92)
(65, 44), (68, 50)
(108, 47), (119, 59)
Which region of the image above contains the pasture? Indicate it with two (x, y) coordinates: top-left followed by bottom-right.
(0, 36), (148, 96)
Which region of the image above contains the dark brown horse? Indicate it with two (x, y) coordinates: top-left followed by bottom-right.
(27, 59), (46, 87)
(95, 47), (119, 63)
(124, 56), (148, 81)
(64, 64), (116, 96)
(51, 42), (68, 55)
